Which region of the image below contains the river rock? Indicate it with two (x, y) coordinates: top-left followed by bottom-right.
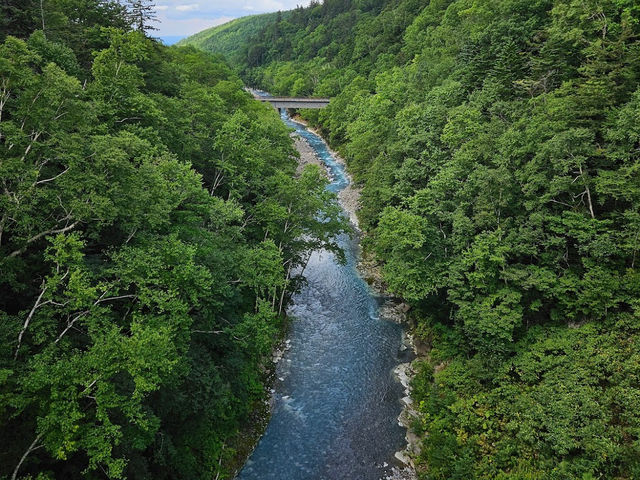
(292, 133), (327, 177)
(383, 466), (417, 480)
(394, 363), (413, 393)
(394, 450), (411, 467)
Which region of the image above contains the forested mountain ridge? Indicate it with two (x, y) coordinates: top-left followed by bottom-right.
(0, 2), (347, 479)
(176, 13), (282, 66)
(188, 0), (640, 478)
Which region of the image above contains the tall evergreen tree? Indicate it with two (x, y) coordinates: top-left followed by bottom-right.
(125, 0), (157, 33)
(0, 0), (38, 40)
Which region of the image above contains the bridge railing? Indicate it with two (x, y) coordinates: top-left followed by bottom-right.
(254, 96), (331, 109)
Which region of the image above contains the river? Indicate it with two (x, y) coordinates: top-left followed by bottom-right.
(237, 106), (408, 480)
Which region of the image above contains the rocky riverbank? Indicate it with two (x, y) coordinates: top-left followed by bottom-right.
(291, 116), (361, 229)
(358, 253), (421, 480)
(225, 331), (290, 478)
(293, 133), (326, 175)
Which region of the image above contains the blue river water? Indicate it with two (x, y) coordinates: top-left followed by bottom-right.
(237, 105), (407, 480)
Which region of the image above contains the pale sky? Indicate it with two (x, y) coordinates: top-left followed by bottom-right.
(152, 0), (311, 37)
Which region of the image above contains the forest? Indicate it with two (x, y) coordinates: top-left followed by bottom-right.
(0, 1), (347, 479)
(184, 0), (640, 478)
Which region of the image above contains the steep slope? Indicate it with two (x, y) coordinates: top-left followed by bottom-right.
(188, 0), (640, 478)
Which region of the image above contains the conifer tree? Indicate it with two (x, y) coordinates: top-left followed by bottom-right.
(125, 0), (157, 33)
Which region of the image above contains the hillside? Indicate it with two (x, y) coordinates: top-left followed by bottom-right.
(190, 0), (640, 478)
(178, 12), (282, 65)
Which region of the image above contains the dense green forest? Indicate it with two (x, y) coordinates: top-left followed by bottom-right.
(175, 13), (282, 66)
(186, 0), (640, 478)
(0, 1), (346, 479)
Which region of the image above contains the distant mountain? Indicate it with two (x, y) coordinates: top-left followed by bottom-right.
(178, 13), (281, 64)
(158, 35), (186, 45)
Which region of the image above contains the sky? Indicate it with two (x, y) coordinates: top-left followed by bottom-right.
(152, 0), (311, 39)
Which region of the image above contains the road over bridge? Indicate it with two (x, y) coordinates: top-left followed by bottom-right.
(255, 96), (330, 109)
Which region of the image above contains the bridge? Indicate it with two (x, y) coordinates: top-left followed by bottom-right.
(255, 96), (330, 109)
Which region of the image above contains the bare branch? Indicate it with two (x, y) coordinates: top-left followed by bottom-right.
(125, 228), (137, 244)
(115, 117), (142, 123)
(39, 0), (45, 33)
(95, 294), (137, 305)
(54, 310), (89, 344)
(20, 131), (42, 162)
(34, 167), (69, 186)
(55, 294), (136, 344)
(240, 214), (254, 230)
(0, 78), (10, 135)
(11, 432), (43, 480)
(548, 198), (573, 208)
(15, 281), (49, 359)
(214, 442), (226, 480)
(577, 163), (596, 219)
(0, 212), (7, 247)
(83, 378), (98, 394)
(7, 220), (79, 258)
(210, 170), (225, 195)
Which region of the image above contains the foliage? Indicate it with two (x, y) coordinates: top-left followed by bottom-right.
(193, 0), (640, 477)
(177, 13), (283, 68)
(0, 4), (347, 479)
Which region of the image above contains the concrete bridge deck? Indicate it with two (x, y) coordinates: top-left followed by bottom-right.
(255, 96), (330, 109)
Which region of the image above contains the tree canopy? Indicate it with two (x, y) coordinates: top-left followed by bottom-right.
(187, 0), (640, 477)
(0, 3), (347, 479)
